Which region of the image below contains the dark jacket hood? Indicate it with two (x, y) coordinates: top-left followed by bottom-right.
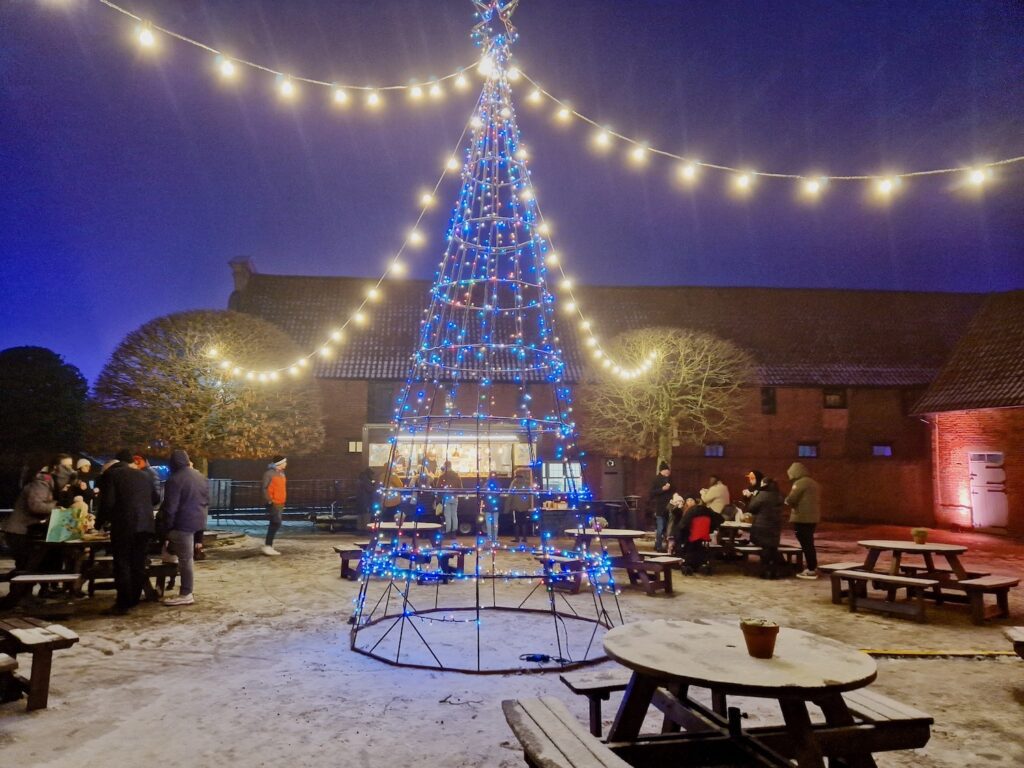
(787, 462), (810, 481)
(170, 450), (191, 471)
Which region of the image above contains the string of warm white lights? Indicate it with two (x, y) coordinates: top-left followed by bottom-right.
(208, 125), (472, 382)
(520, 71), (1024, 199)
(96, 0), (477, 106)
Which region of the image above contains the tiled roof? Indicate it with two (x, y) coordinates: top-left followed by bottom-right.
(912, 290), (1024, 413)
(229, 270), (984, 387)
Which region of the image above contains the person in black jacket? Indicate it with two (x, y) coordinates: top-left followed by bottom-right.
(648, 461), (674, 552)
(748, 476), (785, 579)
(97, 449), (161, 614)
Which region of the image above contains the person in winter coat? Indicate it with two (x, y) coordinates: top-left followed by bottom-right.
(747, 476), (784, 579)
(504, 468), (534, 543)
(96, 449), (161, 613)
(261, 455), (287, 556)
(2, 461), (58, 569)
(649, 461), (674, 552)
(435, 461), (462, 535)
(160, 449), (209, 606)
(672, 495), (722, 574)
(699, 475), (731, 514)
(785, 462), (821, 579)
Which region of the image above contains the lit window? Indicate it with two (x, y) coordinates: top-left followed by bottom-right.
(871, 443), (893, 457)
(704, 443), (725, 458)
(543, 461), (582, 493)
(797, 443), (819, 458)
(347, 441), (363, 454)
(823, 388), (847, 409)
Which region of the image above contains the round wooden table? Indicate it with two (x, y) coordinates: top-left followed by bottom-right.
(857, 539), (969, 578)
(604, 619), (877, 767)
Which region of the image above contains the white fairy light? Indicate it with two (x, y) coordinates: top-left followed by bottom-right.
(218, 59), (236, 79)
(137, 25), (155, 49)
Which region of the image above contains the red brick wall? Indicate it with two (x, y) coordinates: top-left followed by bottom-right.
(613, 386), (934, 527)
(929, 408), (1024, 535)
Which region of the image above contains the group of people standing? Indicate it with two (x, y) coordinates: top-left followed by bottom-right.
(2, 449), (209, 613)
(649, 461), (822, 580)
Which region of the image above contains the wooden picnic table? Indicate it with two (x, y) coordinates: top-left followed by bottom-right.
(857, 539), (971, 580)
(565, 529), (678, 595)
(0, 535), (111, 608)
(604, 619), (884, 767)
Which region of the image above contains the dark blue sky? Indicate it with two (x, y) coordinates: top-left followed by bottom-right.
(2, 0), (1022, 383)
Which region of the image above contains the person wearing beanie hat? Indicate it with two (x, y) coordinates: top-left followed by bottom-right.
(648, 460), (674, 552)
(261, 455), (287, 556)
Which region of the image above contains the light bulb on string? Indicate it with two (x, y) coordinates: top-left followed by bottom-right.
(556, 106), (572, 123)
(593, 129), (612, 151)
(968, 168), (992, 186)
(366, 90), (381, 108)
(875, 176), (901, 199)
(390, 260), (407, 277)
(330, 330), (344, 342)
(527, 88), (543, 105)
(419, 191), (435, 206)
(408, 229), (425, 246)
(544, 252), (558, 266)
(278, 76), (297, 99)
(217, 57), (236, 80)
(136, 24), (156, 49)
(366, 287), (381, 301)
(409, 84), (424, 101)
(678, 162), (699, 183)
(733, 172), (754, 195)
(454, 72), (469, 90)
(333, 87), (349, 105)
(446, 156), (461, 172)
(429, 83), (443, 99)
(801, 176), (827, 199)
(629, 144), (648, 165)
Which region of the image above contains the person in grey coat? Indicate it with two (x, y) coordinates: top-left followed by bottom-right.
(2, 462), (58, 569)
(160, 449), (209, 606)
(785, 462), (821, 579)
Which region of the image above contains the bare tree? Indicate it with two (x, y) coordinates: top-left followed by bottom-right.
(577, 328), (755, 463)
(90, 310), (324, 469)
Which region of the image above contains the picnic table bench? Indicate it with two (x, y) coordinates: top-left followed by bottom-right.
(1005, 627), (1024, 659)
(333, 542), (370, 580)
(535, 555), (585, 594)
(830, 570), (939, 622)
(0, 617), (80, 710)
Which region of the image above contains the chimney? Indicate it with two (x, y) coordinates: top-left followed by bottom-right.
(229, 257), (256, 293)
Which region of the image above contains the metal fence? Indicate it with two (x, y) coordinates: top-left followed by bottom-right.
(207, 478), (357, 525)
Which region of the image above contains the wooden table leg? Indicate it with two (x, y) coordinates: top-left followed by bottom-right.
(711, 690), (728, 716)
(25, 649), (54, 711)
(607, 672), (658, 741)
(778, 698), (826, 768)
(816, 693), (878, 768)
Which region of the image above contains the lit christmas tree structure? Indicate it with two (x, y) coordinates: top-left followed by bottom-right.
(350, 1), (621, 673)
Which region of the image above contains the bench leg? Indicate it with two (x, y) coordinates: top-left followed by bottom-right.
(969, 592), (986, 625)
(25, 649), (54, 711)
(996, 589), (1010, 619)
(663, 567), (673, 595)
(830, 575), (845, 604)
(847, 580), (859, 613)
(587, 694), (606, 737)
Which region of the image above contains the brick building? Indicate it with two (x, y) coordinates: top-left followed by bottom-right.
(913, 291), (1024, 535)
(223, 258), (992, 527)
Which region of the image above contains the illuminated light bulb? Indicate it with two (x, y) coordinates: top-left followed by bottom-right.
(630, 144), (648, 164)
(297, 358), (308, 368)
(527, 88), (542, 104)
(602, 358), (612, 368)
(519, 188), (534, 202)
(367, 287), (381, 301)
(409, 85), (423, 100)
(446, 156), (460, 171)
(319, 346), (332, 358)
(585, 337), (598, 347)
(389, 260), (406, 277)
(561, 278), (572, 290)
(593, 349), (604, 359)
(330, 330), (343, 342)
(515, 148), (529, 161)
(679, 162), (698, 182)
(556, 107), (572, 122)
(419, 191), (435, 206)
(507, 66), (521, 82)
(219, 360), (230, 369)
(735, 173), (752, 190)
(564, 301), (576, 313)
(353, 311), (367, 325)
(245, 371), (255, 381)
(593, 129), (612, 150)
(545, 252), (559, 266)
(802, 178), (822, 196)
(231, 366), (242, 376)
(218, 58), (236, 79)
(288, 365), (299, 376)
(278, 77), (296, 99)
(429, 83), (443, 99)
(366, 90), (381, 108)
(968, 168), (990, 186)
(579, 320), (591, 331)
(454, 73), (468, 90)
(332, 87), (348, 105)
(477, 56), (494, 77)
(137, 25), (155, 49)
(876, 177), (900, 197)
(538, 222), (551, 235)
(258, 372), (268, 382)
(206, 347), (219, 358)
(470, 115), (484, 129)
(408, 229), (425, 246)
(500, 107), (512, 119)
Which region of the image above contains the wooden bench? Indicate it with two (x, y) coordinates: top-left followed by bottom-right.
(0, 617), (80, 710)
(623, 556), (681, 595)
(146, 559), (178, 596)
(831, 570), (939, 622)
(957, 575), (1019, 624)
(535, 555), (584, 594)
(1005, 627), (1024, 659)
(2, 573), (83, 608)
(776, 545), (804, 570)
(502, 696), (633, 768)
(820, 562), (877, 602)
(840, 688), (933, 748)
(559, 668), (632, 736)
(333, 544), (365, 580)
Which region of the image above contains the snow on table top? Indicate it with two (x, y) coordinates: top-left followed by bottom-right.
(857, 540), (967, 554)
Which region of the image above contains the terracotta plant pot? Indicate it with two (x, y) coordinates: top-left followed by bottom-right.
(740, 619), (780, 659)
(911, 528), (929, 545)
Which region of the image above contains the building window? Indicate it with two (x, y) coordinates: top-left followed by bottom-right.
(871, 443), (893, 457)
(760, 387), (777, 415)
(823, 388), (847, 409)
(704, 442), (725, 458)
(543, 461), (583, 493)
(797, 443), (819, 459)
(347, 440), (363, 454)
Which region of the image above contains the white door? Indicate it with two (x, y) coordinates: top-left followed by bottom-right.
(968, 452), (1008, 528)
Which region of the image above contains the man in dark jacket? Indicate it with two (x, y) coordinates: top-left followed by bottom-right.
(649, 461), (674, 552)
(160, 449), (209, 606)
(97, 449), (161, 614)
